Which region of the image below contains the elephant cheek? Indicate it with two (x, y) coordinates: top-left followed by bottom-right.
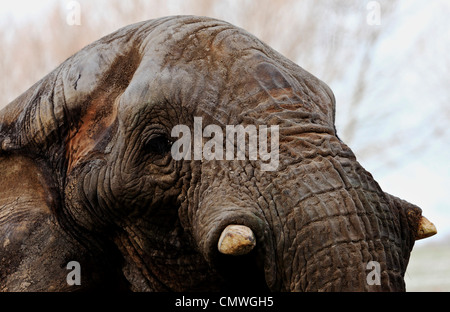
(190, 200), (278, 291)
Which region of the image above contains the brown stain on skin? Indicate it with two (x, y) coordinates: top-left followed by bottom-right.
(65, 48), (141, 173)
(268, 87), (294, 101)
(66, 94), (118, 173)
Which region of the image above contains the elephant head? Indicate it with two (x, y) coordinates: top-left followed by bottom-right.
(0, 16), (436, 291)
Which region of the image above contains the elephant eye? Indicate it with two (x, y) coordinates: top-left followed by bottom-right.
(144, 134), (172, 156)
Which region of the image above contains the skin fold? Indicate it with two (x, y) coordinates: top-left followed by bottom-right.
(0, 16), (433, 291)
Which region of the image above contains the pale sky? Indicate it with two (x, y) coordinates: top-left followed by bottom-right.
(0, 0), (56, 22)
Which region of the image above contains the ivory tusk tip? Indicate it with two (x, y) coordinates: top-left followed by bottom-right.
(416, 216), (437, 240)
(218, 224), (256, 255)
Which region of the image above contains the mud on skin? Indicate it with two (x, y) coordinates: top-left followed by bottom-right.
(0, 15), (436, 291)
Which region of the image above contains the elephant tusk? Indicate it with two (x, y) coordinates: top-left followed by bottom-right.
(218, 225), (256, 255)
(416, 216), (437, 240)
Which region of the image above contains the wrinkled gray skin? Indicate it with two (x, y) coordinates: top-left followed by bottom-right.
(0, 16), (425, 291)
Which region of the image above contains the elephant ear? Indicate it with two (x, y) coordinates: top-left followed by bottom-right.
(0, 22), (148, 291)
(0, 22), (144, 172)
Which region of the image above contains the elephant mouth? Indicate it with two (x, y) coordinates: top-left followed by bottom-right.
(200, 212), (277, 292)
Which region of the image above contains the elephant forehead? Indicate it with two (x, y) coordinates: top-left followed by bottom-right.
(237, 59), (336, 129)
(119, 57), (331, 128)
(63, 15), (335, 129)
(139, 16), (257, 64)
(132, 17), (335, 126)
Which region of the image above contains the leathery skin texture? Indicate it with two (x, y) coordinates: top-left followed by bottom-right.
(0, 16), (434, 291)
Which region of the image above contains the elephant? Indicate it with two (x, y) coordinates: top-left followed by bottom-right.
(0, 15), (436, 292)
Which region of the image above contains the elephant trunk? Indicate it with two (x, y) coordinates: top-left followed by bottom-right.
(193, 133), (428, 291)
(190, 192), (276, 291)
